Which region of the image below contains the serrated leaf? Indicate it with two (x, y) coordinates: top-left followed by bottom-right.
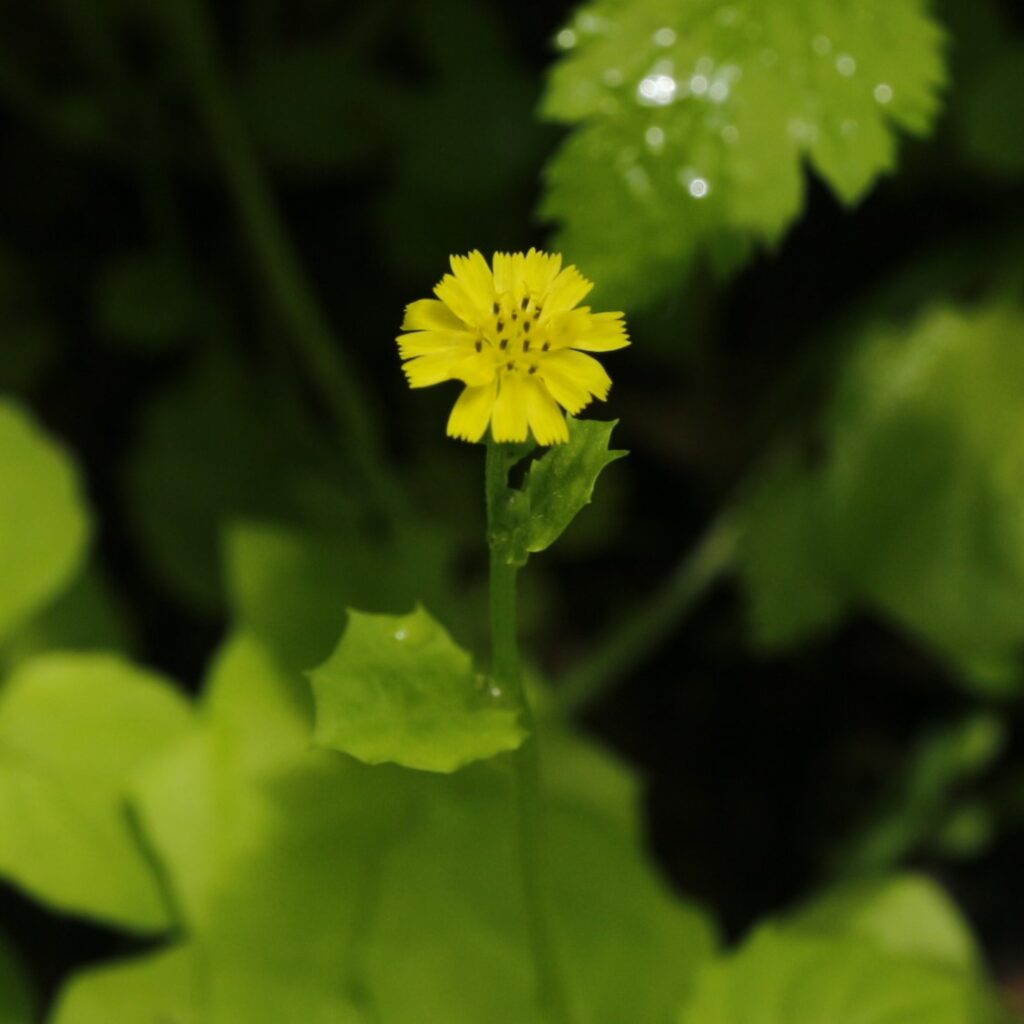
(542, 0), (946, 308)
(523, 417), (628, 555)
(310, 606), (525, 773)
(0, 653), (192, 931)
(0, 400), (90, 642)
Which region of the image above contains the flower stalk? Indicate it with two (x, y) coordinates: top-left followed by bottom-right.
(485, 440), (573, 1024)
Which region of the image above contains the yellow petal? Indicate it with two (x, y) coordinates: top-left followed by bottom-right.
(490, 372), (529, 443)
(535, 359), (591, 414)
(448, 250), (495, 319)
(523, 249), (563, 296)
(447, 381), (497, 442)
(449, 349), (497, 387)
(402, 299), (467, 332)
(543, 349), (612, 400)
(434, 273), (481, 325)
(402, 352), (460, 389)
(569, 310), (631, 352)
(397, 330), (474, 358)
(524, 377), (569, 445)
(492, 251), (526, 296)
(544, 265), (593, 314)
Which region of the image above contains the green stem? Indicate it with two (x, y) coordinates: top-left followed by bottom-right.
(485, 442), (573, 1024)
(163, 0), (405, 525)
(554, 511), (739, 717)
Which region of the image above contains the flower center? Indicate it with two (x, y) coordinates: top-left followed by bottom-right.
(485, 293), (551, 375)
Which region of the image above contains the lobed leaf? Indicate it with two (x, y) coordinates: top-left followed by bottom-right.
(542, 0), (946, 308)
(310, 605), (525, 773)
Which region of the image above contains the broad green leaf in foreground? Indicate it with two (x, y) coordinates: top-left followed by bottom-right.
(678, 875), (995, 1024)
(0, 932), (33, 1024)
(542, 0), (946, 307)
(310, 606), (525, 773)
(72, 640), (713, 1024)
(0, 400), (90, 641)
(0, 653), (192, 931)
(739, 304), (1024, 693)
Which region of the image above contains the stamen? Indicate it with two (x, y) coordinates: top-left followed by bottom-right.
(520, 296), (530, 310)
(523, 321), (531, 333)
(474, 340), (482, 352)
(492, 301), (499, 314)
(528, 365), (537, 374)
(511, 312), (518, 321)
(523, 340), (531, 351)
(496, 320), (504, 332)
(541, 342), (550, 351)
(506, 361), (515, 370)
(499, 338), (508, 350)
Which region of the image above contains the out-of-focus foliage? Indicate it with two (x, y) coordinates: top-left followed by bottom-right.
(311, 605), (526, 772)
(0, 932), (33, 1024)
(227, 521), (454, 675)
(835, 713), (1007, 876)
(0, 0), (1021, 1019)
(542, 0), (945, 307)
(739, 304), (1024, 694)
(0, 653), (191, 930)
(679, 876), (996, 1023)
(0, 402), (90, 642)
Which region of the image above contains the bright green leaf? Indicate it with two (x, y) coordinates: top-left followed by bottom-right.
(792, 874), (983, 972)
(310, 605), (525, 773)
(678, 877), (995, 1024)
(0, 932), (33, 1024)
(542, 0), (946, 307)
(0, 653), (192, 931)
(0, 400), (90, 642)
(523, 418), (627, 555)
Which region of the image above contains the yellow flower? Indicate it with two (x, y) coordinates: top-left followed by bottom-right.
(397, 249), (629, 445)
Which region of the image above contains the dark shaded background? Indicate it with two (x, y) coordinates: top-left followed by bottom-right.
(1, 0), (1023, 1011)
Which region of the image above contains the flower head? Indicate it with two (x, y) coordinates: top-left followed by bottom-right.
(398, 249), (629, 445)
